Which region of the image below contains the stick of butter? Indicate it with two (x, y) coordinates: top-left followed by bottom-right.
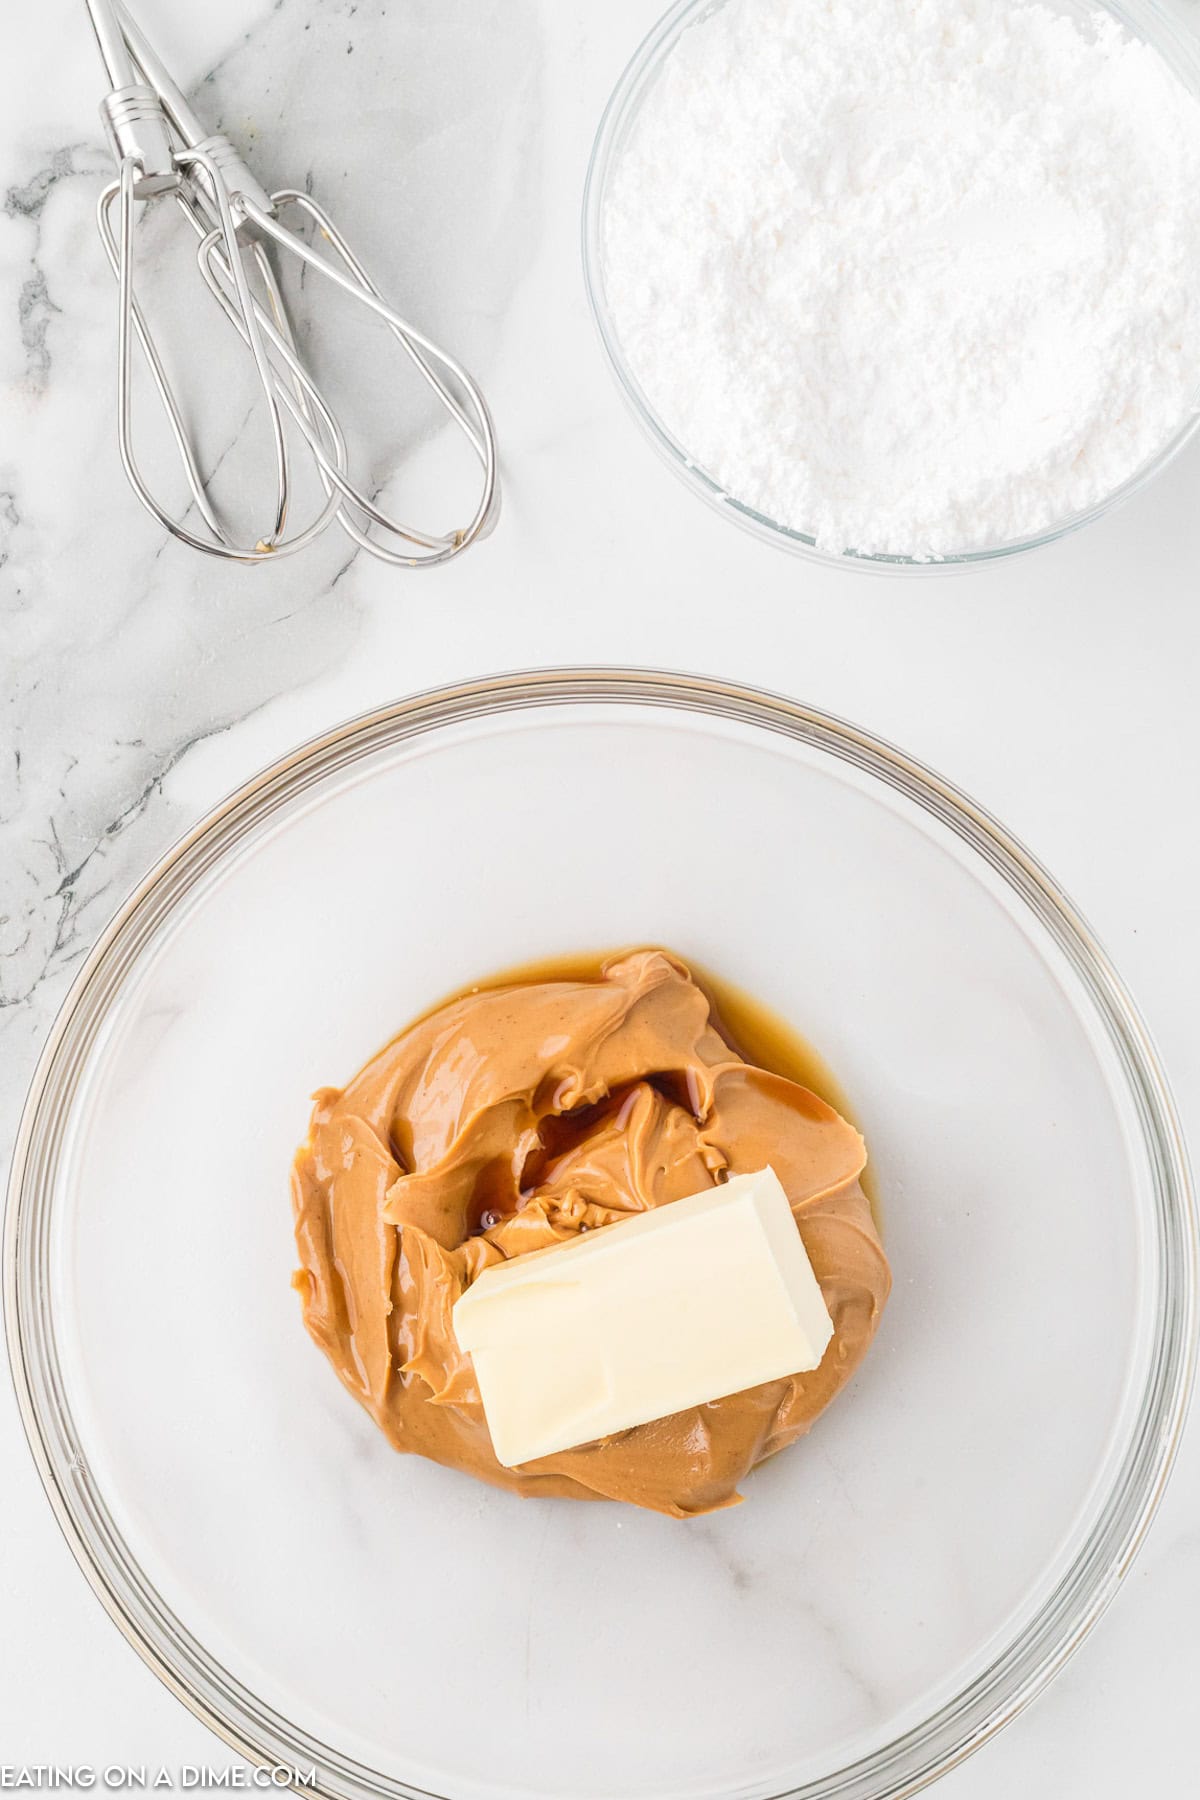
(451, 1166), (834, 1468)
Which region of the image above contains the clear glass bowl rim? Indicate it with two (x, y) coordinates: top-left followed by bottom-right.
(5, 667), (1197, 1800)
(580, 0), (1200, 574)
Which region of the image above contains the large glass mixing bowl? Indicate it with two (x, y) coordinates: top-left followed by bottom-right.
(6, 671), (1196, 1799)
(582, 0), (1200, 573)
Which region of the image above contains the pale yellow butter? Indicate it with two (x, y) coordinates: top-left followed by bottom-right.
(451, 1166), (834, 1468)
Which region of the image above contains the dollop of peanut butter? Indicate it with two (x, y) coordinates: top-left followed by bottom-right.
(292, 950), (890, 1517)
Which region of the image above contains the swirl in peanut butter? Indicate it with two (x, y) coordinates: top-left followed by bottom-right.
(291, 950), (890, 1517)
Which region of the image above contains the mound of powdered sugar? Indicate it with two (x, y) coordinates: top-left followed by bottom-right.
(600, 0), (1200, 559)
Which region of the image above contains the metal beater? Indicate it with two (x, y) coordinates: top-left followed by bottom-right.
(83, 0), (499, 566)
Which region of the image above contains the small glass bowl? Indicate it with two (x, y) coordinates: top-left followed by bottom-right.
(582, 0), (1200, 573)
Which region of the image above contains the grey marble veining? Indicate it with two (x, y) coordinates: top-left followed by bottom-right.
(0, 0), (543, 1140)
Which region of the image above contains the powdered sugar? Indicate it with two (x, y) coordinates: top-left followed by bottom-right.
(600, 0), (1200, 559)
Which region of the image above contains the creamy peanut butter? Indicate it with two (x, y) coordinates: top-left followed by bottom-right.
(292, 950), (891, 1517)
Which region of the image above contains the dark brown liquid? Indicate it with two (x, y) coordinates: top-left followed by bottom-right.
(431, 946), (876, 1218)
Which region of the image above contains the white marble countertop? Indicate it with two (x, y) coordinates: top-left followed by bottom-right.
(2, 0), (1198, 1790)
